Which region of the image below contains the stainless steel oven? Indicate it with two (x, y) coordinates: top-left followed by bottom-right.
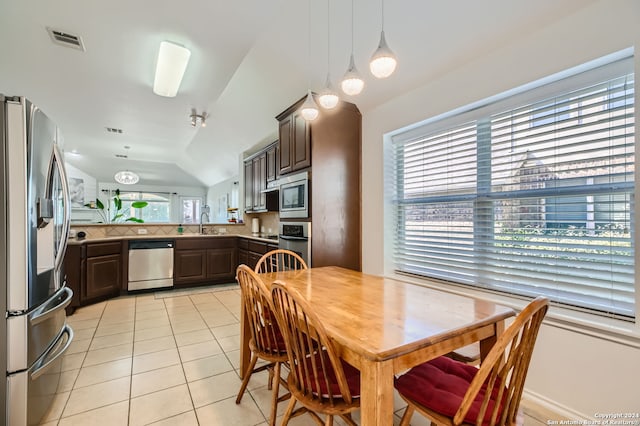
(279, 171), (309, 219)
(278, 222), (311, 266)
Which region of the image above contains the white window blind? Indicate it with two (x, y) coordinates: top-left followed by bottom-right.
(390, 56), (635, 319)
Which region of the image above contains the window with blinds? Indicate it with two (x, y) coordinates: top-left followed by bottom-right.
(390, 55), (635, 319)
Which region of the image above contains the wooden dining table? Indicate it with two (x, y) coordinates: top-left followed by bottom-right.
(241, 266), (515, 426)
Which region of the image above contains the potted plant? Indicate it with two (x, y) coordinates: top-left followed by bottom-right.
(85, 189), (148, 223)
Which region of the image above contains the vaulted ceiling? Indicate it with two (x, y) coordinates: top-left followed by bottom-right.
(0, 0), (596, 188)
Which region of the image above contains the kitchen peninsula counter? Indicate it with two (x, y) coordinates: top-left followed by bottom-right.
(67, 233), (279, 245)
(63, 231), (279, 314)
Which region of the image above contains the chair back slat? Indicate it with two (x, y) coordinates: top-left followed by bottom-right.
(236, 265), (286, 356)
(454, 296), (549, 426)
(271, 281), (355, 405)
(255, 249), (308, 273)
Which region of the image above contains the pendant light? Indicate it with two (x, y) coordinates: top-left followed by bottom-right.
(301, 0), (319, 121)
(341, 0), (364, 96)
(318, 0), (339, 109)
(369, 0), (397, 78)
(301, 89), (320, 121)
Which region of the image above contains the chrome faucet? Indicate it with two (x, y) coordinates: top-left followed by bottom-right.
(199, 205), (210, 235)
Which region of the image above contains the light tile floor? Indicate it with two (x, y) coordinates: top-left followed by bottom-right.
(39, 283), (544, 425)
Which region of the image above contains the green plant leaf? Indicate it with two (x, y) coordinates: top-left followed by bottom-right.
(96, 199), (105, 210)
(125, 217), (145, 223)
(131, 201), (148, 208)
(114, 197), (122, 210)
(112, 213), (124, 221)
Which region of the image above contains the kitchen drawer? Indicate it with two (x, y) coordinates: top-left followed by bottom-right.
(238, 237), (249, 250)
(248, 240), (268, 254)
(86, 241), (122, 257)
(175, 237), (236, 250)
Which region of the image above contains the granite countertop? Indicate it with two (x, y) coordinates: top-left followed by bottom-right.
(67, 233), (279, 245)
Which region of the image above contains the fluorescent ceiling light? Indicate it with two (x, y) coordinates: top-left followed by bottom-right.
(153, 41), (191, 97)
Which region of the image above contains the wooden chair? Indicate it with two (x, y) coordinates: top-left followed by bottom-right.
(235, 265), (289, 426)
(255, 249), (308, 274)
(270, 281), (361, 426)
(395, 296), (549, 426)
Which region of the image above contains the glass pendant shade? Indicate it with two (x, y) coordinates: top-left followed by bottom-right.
(114, 170), (139, 185)
(318, 75), (339, 109)
(341, 54), (365, 96)
(300, 90), (319, 121)
(369, 30), (397, 78)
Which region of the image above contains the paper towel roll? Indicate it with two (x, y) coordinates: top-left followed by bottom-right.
(251, 218), (260, 234)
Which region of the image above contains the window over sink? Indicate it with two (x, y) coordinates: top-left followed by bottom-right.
(120, 191), (171, 223)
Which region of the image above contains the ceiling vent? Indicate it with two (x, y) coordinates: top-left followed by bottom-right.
(106, 127), (123, 134)
(47, 27), (85, 51)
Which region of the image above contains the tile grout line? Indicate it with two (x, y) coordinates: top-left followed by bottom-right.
(164, 292), (200, 424)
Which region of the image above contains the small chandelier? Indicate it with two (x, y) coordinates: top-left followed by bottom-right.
(114, 170), (139, 185)
(190, 109), (208, 127)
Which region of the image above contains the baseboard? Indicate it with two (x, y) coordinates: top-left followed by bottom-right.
(522, 389), (591, 423)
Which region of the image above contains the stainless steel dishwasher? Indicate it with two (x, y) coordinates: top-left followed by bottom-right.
(128, 240), (174, 290)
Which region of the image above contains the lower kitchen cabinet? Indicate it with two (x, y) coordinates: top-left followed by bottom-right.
(63, 241), (123, 313)
(63, 235), (274, 312)
(174, 249), (207, 283)
(85, 242), (123, 302)
(239, 237), (278, 270)
(86, 253), (121, 300)
(174, 237), (237, 285)
(207, 248), (237, 281)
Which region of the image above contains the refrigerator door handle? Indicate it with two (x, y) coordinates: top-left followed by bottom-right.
(29, 286), (72, 326)
(49, 143), (71, 282)
(30, 324), (73, 381)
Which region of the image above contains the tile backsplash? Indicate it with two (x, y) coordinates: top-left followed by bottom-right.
(70, 212), (280, 240)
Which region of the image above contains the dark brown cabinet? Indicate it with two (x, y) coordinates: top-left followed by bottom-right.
(174, 249), (207, 283)
(238, 237), (249, 267)
(244, 161), (253, 213)
(244, 141), (278, 213)
(266, 143), (278, 183)
(64, 241), (122, 313)
(239, 238), (278, 270)
(207, 249), (237, 280)
(252, 153), (266, 210)
(276, 95), (362, 271)
(174, 237), (237, 285)
(277, 110), (310, 175)
(63, 244), (84, 315)
(86, 254), (121, 300)
(85, 242), (123, 301)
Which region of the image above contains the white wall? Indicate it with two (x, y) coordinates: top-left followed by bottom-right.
(362, 0), (640, 418)
(66, 163), (100, 222)
(206, 176), (240, 223)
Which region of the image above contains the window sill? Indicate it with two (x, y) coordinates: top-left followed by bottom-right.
(387, 271), (640, 348)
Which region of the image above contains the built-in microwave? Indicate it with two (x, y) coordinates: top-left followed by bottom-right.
(279, 171), (309, 219)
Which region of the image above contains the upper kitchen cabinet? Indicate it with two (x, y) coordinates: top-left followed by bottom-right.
(277, 108), (311, 175)
(266, 143), (279, 183)
(277, 95), (362, 271)
(244, 141), (278, 214)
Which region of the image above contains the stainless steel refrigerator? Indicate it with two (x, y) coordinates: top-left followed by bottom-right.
(2, 95), (74, 425)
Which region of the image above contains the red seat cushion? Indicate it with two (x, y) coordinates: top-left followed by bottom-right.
(257, 320), (287, 354)
(394, 356), (505, 425)
(301, 351), (361, 399)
